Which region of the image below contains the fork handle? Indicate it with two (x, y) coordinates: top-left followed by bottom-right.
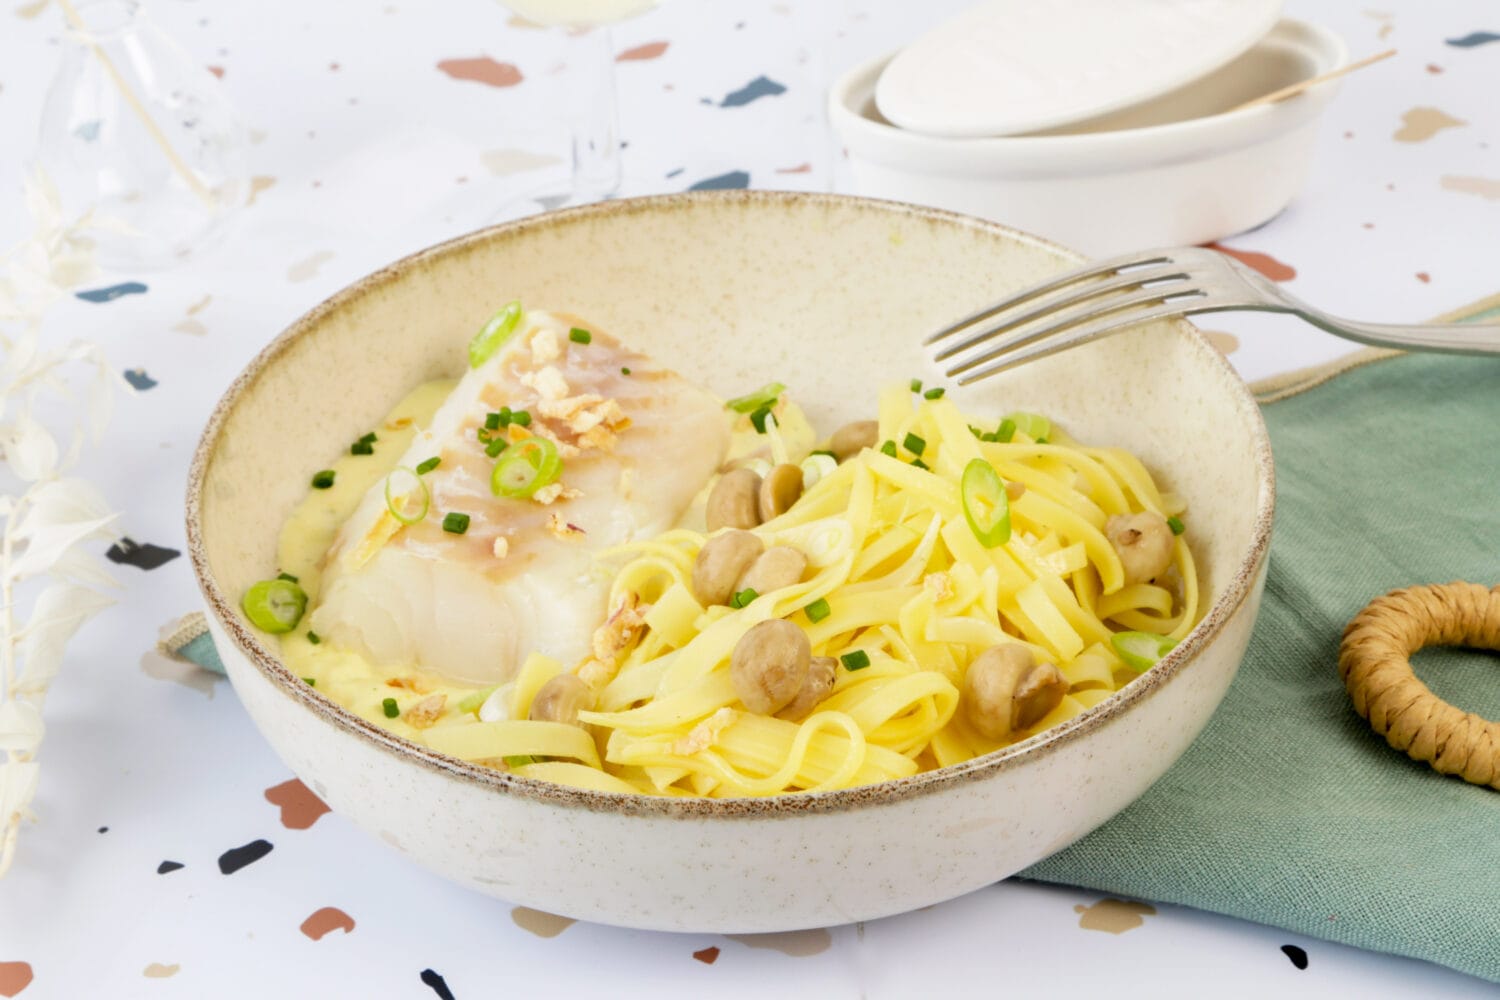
(1293, 308), (1500, 355)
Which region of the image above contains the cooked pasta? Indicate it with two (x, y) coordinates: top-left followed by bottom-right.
(410, 384), (1198, 797)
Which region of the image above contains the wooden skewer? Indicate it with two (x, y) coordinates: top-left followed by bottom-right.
(1231, 48), (1397, 113)
(56, 0), (217, 208)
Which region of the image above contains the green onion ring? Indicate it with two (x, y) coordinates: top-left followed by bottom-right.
(468, 300), (524, 369)
(961, 458), (1011, 548)
(384, 465), (431, 525)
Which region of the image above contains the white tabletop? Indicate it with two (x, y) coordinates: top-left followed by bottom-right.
(1, 1), (1496, 996)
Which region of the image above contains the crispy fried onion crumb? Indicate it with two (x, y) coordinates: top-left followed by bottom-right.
(386, 676), (432, 694)
(520, 365), (570, 401)
(591, 595), (650, 665)
(529, 326), (561, 364)
(924, 571), (954, 602)
(577, 658), (612, 690)
(547, 513), (586, 539)
(672, 707), (739, 755)
(384, 415), (413, 430)
(531, 482), (582, 506)
(537, 392), (630, 452)
(404, 693), (447, 729)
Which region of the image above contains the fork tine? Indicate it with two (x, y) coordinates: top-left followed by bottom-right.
(953, 302), (1202, 385)
(931, 264), (1190, 362)
(922, 252), (1174, 346)
(944, 287), (1206, 378)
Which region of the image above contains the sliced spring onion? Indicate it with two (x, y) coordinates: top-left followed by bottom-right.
(569, 327), (592, 344)
(277, 572), (299, 583)
(350, 440), (374, 456)
(306, 631), (321, 645)
(384, 466), (431, 526)
(382, 697), (400, 718)
(241, 578), (307, 634)
(491, 437), (562, 498)
(749, 405), (774, 433)
(511, 410), (531, 427)
(841, 650), (871, 671)
(310, 469), (335, 489)
(442, 512), (471, 534)
(961, 458), (1011, 548)
(456, 685), (499, 715)
(996, 418), (1017, 443)
(1006, 412), (1051, 442)
(800, 452), (838, 491)
(504, 754), (539, 767)
(1112, 631), (1179, 672)
(485, 438), (508, 458)
(358, 432), (377, 445)
(804, 597), (831, 623)
(911, 458), (930, 471)
(909, 378), (922, 393)
(468, 300), (524, 368)
(1168, 515), (1186, 536)
(620, 366), (631, 375)
(726, 381), (786, 414)
(302, 676), (316, 686)
(902, 432), (926, 456)
(484, 411), (502, 431)
(924, 387), (946, 400)
(729, 588), (759, 609)
(879, 440), (898, 458)
(416, 456), (441, 475)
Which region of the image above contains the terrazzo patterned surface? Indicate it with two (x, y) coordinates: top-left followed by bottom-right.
(0, 0), (1495, 996)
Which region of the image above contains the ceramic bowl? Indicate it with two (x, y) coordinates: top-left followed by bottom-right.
(187, 191), (1274, 932)
(829, 18), (1348, 255)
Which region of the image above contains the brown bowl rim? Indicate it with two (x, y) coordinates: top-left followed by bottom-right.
(186, 189), (1275, 819)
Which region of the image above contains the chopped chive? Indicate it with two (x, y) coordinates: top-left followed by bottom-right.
(306, 631), (321, 645)
(310, 469), (336, 489)
(841, 650), (871, 671)
(879, 440), (898, 458)
(303, 676), (316, 686)
(924, 387), (945, 400)
(512, 410), (531, 427)
(729, 587), (759, 609)
(442, 512), (471, 534)
(1168, 515), (1186, 535)
(749, 406), (773, 433)
(485, 438), (508, 458)
(902, 432), (926, 456)
(809, 449), (836, 460)
(416, 456), (441, 475)
(909, 378), (923, 393)
(620, 366), (631, 375)
(358, 432), (377, 445)
(569, 327), (592, 344)
(726, 382), (786, 414)
(381, 697), (399, 718)
(996, 418), (1017, 443)
(980, 432), (1000, 443)
(504, 754), (537, 767)
(969, 425), (984, 439)
(277, 572), (299, 583)
(911, 458), (930, 471)
(1036, 437), (1050, 445)
(350, 440), (374, 456)
(485, 411), (502, 431)
(804, 597), (831, 623)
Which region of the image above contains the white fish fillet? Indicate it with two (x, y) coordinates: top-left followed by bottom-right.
(310, 311), (729, 685)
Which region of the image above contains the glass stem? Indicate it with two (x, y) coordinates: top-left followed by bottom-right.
(567, 25), (622, 202)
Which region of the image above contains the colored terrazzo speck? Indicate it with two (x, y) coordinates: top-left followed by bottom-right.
(105, 538), (181, 570)
(0, 962), (34, 997)
(157, 860), (184, 874)
(300, 906), (356, 940)
(264, 778), (331, 829)
(1446, 31), (1500, 48)
(76, 282), (147, 303)
(436, 56), (522, 87)
(688, 170), (750, 191)
(124, 368), (157, 391)
(420, 969), (456, 1000)
(617, 40), (668, 61)
(1281, 944), (1310, 969)
(1206, 243), (1297, 281)
(720, 74), (786, 107)
(692, 946), (720, 965)
(218, 839), (274, 875)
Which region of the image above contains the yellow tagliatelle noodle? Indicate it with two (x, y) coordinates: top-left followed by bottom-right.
(451, 386), (1200, 797)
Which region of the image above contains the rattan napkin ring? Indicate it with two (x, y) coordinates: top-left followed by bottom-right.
(1339, 582), (1500, 791)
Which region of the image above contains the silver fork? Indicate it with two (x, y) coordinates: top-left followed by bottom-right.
(926, 246), (1500, 384)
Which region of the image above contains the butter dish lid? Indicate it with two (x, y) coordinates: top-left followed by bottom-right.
(875, 0), (1284, 138)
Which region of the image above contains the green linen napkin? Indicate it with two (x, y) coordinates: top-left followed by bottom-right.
(1022, 332), (1500, 982)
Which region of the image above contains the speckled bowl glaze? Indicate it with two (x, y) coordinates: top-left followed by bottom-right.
(187, 191), (1274, 932)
